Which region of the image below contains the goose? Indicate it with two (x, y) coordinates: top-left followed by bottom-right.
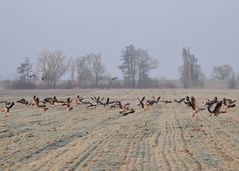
(184, 96), (191, 106)
(119, 101), (135, 116)
(35, 98), (48, 111)
(30, 96), (38, 107)
(174, 97), (186, 104)
(44, 96), (57, 106)
(107, 100), (121, 109)
(1, 102), (15, 117)
(62, 98), (73, 111)
(189, 96), (205, 117)
(137, 96), (160, 110)
(207, 98), (236, 116)
(161, 100), (173, 104)
(207, 100), (224, 116)
(29, 74), (37, 79)
(86, 102), (97, 109)
(91, 96), (106, 106)
(205, 96), (218, 106)
(75, 95), (84, 105)
(16, 98), (29, 105)
(223, 98), (236, 108)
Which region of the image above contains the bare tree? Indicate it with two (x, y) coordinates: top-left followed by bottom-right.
(180, 47), (204, 88)
(228, 73), (237, 89)
(118, 45), (138, 88)
(212, 64), (234, 80)
(76, 53), (105, 88)
(68, 57), (77, 81)
(13, 57), (36, 89)
(136, 48), (158, 88)
(119, 45), (158, 88)
(76, 56), (92, 88)
(17, 57), (32, 82)
(37, 50), (69, 88)
(212, 65), (237, 89)
(91, 53), (105, 87)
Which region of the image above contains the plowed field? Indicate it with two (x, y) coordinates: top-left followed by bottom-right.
(1, 89), (239, 171)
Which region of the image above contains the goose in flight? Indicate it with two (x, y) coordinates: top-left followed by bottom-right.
(1, 102), (15, 117)
(119, 101), (135, 116)
(207, 97), (236, 116)
(137, 96), (160, 110)
(188, 96), (205, 117)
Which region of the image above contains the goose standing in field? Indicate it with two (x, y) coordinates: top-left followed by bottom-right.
(44, 96), (58, 106)
(16, 98), (29, 105)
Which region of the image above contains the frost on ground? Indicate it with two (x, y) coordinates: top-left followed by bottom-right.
(0, 89), (239, 171)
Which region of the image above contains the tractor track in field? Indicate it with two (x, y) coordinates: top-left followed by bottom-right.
(1, 89), (239, 171)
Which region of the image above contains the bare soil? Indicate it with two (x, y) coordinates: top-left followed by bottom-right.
(0, 89), (239, 171)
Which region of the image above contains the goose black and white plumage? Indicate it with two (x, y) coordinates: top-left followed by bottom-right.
(207, 97), (236, 116)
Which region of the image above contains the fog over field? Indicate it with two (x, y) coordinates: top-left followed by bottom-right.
(1, 1), (239, 168)
(0, 0), (239, 80)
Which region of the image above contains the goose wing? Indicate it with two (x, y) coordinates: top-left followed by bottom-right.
(207, 102), (218, 113)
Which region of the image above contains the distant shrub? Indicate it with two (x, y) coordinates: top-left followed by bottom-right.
(228, 78), (237, 89)
(3, 80), (36, 89)
(58, 80), (77, 89)
(158, 82), (178, 89)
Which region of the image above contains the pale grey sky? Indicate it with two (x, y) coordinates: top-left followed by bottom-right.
(0, 0), (239, 80)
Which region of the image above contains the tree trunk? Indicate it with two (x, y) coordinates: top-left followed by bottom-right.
(53, 81), (56, 89)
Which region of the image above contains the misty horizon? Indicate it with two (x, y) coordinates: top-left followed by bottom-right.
(1, 0), (239, 80)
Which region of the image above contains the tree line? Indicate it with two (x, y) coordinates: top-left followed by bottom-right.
(3, 45), (238, 89)
(179, 47), (237, 88)
(9, 45), (159, 89)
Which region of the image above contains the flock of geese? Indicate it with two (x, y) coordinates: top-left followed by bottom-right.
(0, 94), (237, 118)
